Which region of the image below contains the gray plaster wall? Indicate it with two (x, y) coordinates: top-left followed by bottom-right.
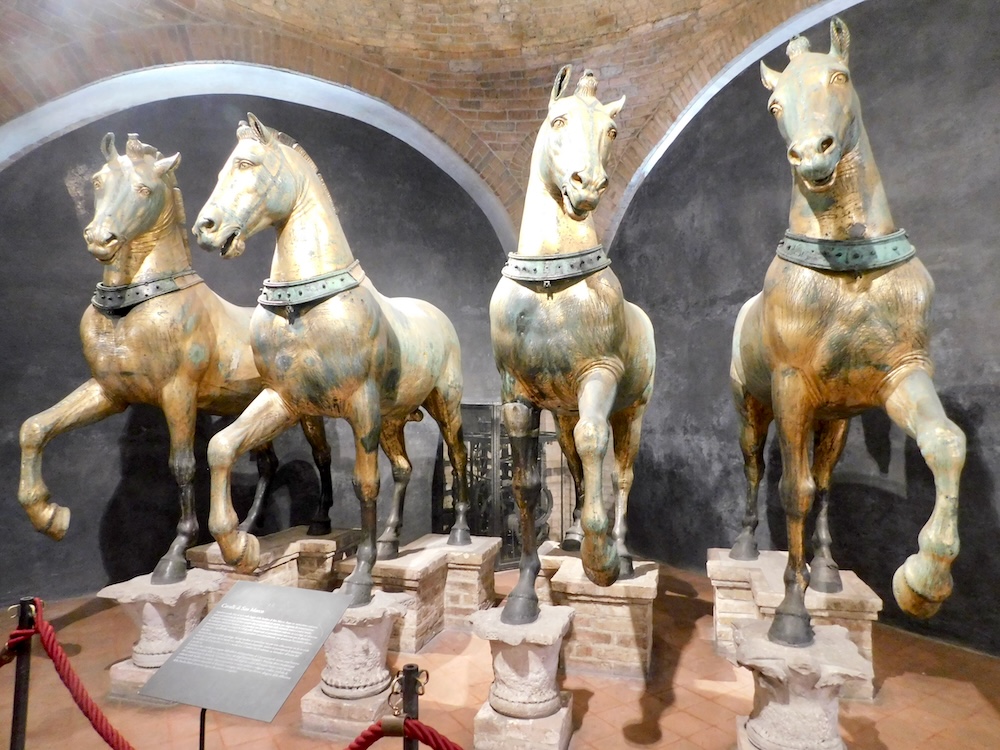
(612, 0), (1000, 654)
(0, 95), (503, 602)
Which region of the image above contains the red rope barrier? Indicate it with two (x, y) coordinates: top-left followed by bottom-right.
(347, 717), (465, 750)
(3, 598), (136, 750)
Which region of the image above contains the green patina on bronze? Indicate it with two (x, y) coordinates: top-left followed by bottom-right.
(776, 229), (914, 272)
(92, 268), (204, 313)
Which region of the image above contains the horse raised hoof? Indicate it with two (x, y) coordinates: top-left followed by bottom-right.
(338, 578), (374, 608)
(25, 502), (71, 541)
(561, 521), (584, 552)
(220, 530), (260, 574)
(767, 611), (814, 647)
(809, 555), (843, 594)
(151, 556), (189, 585)
(500, 592), (540, 625)
(729, 529), (759, 561)
(892, 557), (949, 619)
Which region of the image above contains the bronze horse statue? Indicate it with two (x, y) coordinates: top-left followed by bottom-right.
(490, 67), (656, 625)
(18, 133), (335, 584)
(193, 114), (470, 606)
(730, 18), (965, 646)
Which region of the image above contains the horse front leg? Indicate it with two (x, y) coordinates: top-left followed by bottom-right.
(769, 371), (817, 646)
(554, 413), (585, 551)
(809, 418), (849, 593)
(19, 379), (125, 539)
(207, 389), (297, 572)
(300, 416), (334, 536)
(238, 443), (279, 533)
(500, 399), (542, 625)
(338, 385), (382, 608)
(376, 417), (411, 560)
(884, 370), (965, 618)
(730, 388), (772, 561)
(609, 400), (649, 579)
(575, 367), (620, 587)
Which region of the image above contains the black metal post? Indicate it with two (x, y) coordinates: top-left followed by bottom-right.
(401, 663), (420, 750)
(9, 597), (35, 750)
(199, 708), (207, 750)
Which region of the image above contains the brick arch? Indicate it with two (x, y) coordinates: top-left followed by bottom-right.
(0, 22), (518, 251)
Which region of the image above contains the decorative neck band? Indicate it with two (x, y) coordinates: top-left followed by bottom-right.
(501, 245), (610, 287)
(776, 229), (914, 272)
(258, 260), (366, 308)
(92, 269), (204, 314)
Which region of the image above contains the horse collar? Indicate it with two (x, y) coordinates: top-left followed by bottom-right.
(92, 269), (204, 315)
(258, 260), (366, 309)
(776, 229), (915, 272)
(501, 245), (610, 287)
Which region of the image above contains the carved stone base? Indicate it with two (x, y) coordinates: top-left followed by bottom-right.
(300, 684), (392, 740)
(473, 692), (573, 750)
(470, 604), (574, 720)
(734, 620), (872, 750)
(707, 548), (882, 700)
(336, 534), (452, 652)
(97, 568), (223, 703)
(186, 526), (360, 606)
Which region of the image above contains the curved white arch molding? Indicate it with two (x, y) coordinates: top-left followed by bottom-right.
(607, 0), (866, 243)
(0, 61), (517, 255)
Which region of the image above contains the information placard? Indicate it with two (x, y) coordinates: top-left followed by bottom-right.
(141, 582), (351, 722)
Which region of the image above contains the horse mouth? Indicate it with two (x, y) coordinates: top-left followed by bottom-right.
(802, 166), (838, 192)
(87, 236), (123, 263)
(219, 229), (246, 259)
(561, 187), (592, 221)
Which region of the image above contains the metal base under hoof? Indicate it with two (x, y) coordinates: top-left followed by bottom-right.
(768, 611), (814, 647)
(561, 523), (583, 552)
(150, 556), (189, 585)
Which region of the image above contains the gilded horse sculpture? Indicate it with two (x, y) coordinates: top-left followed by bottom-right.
(18, 133), (335, 584)
(490, 67), (656, 625)
(193, 114), (471, 605)
(730, 19), (965, 646)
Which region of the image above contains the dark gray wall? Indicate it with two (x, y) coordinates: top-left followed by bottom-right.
(613, 0), (1000, 654)
(1, 95), (503, 603)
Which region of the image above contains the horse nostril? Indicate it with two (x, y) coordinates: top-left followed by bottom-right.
(788, 148), (802, 165)
(820, 136), (835, 154)
(597, 177), (609, 194)
(571, 172), (584, 186)
(198, 217), (215, 232)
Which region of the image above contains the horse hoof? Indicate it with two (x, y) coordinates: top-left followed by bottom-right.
(561, 524), (584, 552)
(893, 563), (944, 619)
(307, 518), (333, 536)
(581, 537), (619, 587)
(729, 531), (759, 561)
(228, 532), (260, 574)
(500, 593), (540, 625)
(809, 557), (843, 594)
(151, 557), (189, 585)
(448, 526), (472, 546)
(619, 555), (635, 580)
(338, 579), (374, 608)
(768, 612), (814, 647)
(376, 539), (400, 560)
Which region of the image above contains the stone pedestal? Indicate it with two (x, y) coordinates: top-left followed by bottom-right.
(186, 526), (360, 605)
(97, 569), (224, 703)
(549, 556), (659, 679)
(335, 534), (451, 652)
(473, 692), (574, 750)
(733, 620), (872, 750)
(300, 591), (412, 739)
(707, 548), (882, 700)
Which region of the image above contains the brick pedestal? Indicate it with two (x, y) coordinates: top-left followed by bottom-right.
(439, 535), (502, 628)
(550, 556), (659, 680)
(707, 548), (883, 700)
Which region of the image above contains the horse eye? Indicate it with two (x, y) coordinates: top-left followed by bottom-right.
(769, 103), (783, 118)
(831, 71), (849, 85)
(551, 117), (567, 130)
(608, 128), (617, 140)
(237, 160), (254, 170)
(92, 178), (102, 190)
(136, 185), (151, 197)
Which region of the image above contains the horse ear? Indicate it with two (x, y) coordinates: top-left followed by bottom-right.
(551, 64), (572, 103)
(247, 112), (271, 144)
(604, 95), (626, 120)
(830, 16), (850, 62)
(154, 152), (181, 177)
(760, 60), (780, 91)
(101, 132), (120, 166)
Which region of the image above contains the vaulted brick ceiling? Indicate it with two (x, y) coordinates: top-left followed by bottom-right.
(0, 0), (815, 234)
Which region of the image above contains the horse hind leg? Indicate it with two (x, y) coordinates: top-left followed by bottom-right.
(238, 443), (279, 533)
(554, 413), (585, 551)
(809, 418), (849, 593)
(300, 416), (334, 536)
(884, 371), (965, 618)
(609, 402), (648, 579)
(423, 378), (471, 546)
(730, 388), (772, 561)
(19, 380), (124, 540)
(375, 415), (413, 560)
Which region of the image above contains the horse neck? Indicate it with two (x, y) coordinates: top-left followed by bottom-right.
(516, 154), (601, 257)
(788, 127), (895, 240)
(103, 191), (192, 287)
(269, 155), (355, 282)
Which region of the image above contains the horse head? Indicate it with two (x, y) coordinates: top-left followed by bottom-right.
(536, 65), (625, 221)
(84, 133), (181, 264)
(761, 17), (860, 193)
(193, 113), (296, 260)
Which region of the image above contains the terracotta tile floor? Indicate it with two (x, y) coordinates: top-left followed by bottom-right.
(3, 565), (999, 749)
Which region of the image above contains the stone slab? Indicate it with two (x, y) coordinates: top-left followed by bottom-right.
(473, 692), (573, 750)
(300, 684), (391, 740)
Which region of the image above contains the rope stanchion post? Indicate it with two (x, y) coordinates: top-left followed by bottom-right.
(400, 664), (421, 750)
(10, 597), (35, 750)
